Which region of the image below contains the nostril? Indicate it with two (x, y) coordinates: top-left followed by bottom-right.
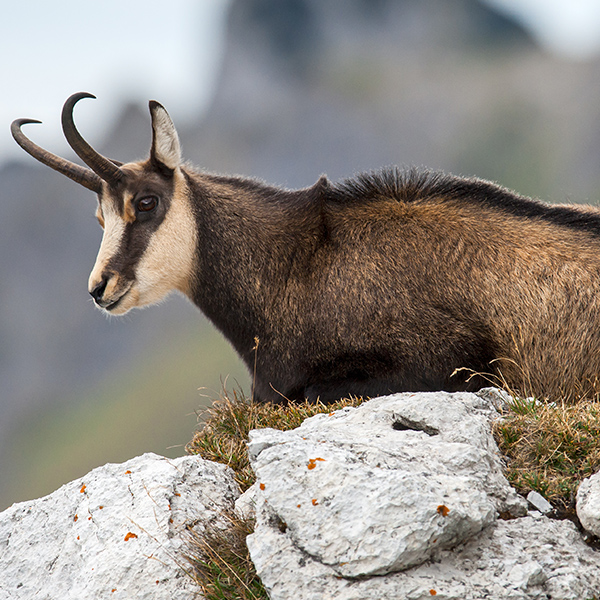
(90, 277), (108, 304)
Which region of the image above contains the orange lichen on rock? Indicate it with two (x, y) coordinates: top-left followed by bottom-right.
(124, 532), (138, 541)
(437, 505), (450, 517)
(79, 484), (86, 494)
(307, 457), (326, 470)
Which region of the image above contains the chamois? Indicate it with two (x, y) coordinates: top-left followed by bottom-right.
(12, 92), (600, 403)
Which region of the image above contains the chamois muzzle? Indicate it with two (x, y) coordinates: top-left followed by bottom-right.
(10, 118), (102, 192)
(89, 277), (108, 306)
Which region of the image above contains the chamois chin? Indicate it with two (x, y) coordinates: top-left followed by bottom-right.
(12, 93), (600, 403)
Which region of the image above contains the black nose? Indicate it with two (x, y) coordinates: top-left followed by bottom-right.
(90, 277), (108, 304)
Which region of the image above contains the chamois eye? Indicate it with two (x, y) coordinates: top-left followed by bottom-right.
(136, 196), (158, 213)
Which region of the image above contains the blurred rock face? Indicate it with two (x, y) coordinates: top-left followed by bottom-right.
(192, 0), (599, 201)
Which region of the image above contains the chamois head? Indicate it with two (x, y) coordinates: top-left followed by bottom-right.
(12, 93), (196, 315)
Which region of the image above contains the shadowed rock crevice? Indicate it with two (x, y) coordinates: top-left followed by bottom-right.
(392, 415), (439, 436)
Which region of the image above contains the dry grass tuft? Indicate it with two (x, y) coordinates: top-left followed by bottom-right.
(457, 363), (600, 510)
(493, 396), (600, 510)
(186, 511), (266, 600)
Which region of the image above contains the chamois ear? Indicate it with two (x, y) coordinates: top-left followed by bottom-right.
(149, 100), (181, 172)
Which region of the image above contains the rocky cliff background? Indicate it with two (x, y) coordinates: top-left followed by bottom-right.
(2, 0), (600, 509)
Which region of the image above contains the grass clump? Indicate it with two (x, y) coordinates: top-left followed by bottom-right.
(186, 511), (266, 600)
(184, 388), (365, 599)
(458, 363), (600, 511)
(493, 396), (600, 510)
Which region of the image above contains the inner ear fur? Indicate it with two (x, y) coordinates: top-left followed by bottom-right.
(149, 100), (181, 174)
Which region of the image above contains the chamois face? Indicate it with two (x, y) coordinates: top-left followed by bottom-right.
(88, 103), (197, 315)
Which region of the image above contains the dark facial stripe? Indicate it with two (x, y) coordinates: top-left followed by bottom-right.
(104, 202), (167, 280)
(102, 166), (176, 279)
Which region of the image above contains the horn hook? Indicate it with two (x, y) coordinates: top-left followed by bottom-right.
(61, 92), (124, 187)
(11, 118), (102, 192)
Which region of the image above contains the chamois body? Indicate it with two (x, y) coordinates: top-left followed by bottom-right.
(12, 94), (600, 403)
(183, 169), (600, 402)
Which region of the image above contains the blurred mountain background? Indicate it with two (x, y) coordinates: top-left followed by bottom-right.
(2, 0), (600, 509)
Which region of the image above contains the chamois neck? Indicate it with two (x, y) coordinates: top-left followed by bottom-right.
(184, 170), (328, 362)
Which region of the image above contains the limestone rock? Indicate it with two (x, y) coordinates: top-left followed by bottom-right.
(248, 509), (600, 600)
(4, 390), (599, 600)
(247, 391), (527, 579)
(235, 481), (259, 520)
(246, 391), (600, 599)
(527, 490), (553, 514)
(577, 471), (600, 537)
(0, 452), (240, 600)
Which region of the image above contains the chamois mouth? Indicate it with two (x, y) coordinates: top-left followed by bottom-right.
(98, 282), (133, 312)
(103, 295), (125, 312)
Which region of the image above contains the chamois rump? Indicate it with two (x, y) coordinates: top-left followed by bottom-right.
(12, 93), (600, 403)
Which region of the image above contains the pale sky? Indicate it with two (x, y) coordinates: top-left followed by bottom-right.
(0, 0), (230, 163)
(2, 0), (600, 164)
(484, 0), (600, 58)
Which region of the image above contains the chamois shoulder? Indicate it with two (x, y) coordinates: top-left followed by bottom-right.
(331, 167), (600, 236)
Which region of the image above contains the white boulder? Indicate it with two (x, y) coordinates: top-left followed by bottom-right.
(247, 390), (526, 579)
(248, 508), (599, 600)
(0, 452), (240, 600)
(577, 471), (600, 538)
(246, 390), (600, 599)
(3, 390), (599, 600)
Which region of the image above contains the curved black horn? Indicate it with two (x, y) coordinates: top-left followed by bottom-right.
(11, 118), (102, 193)
(61, 92), (124, 187)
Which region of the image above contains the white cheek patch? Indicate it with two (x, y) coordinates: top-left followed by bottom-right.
(134, 171), (197, 306)
(88, 202), (126, 290)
